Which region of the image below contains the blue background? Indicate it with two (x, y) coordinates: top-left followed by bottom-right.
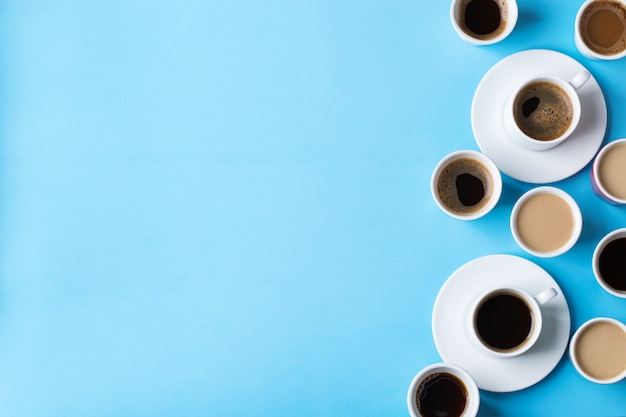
(0, 0), (625, 416)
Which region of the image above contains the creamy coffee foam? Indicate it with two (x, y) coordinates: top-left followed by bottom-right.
(575, 321), (626, 380)
(437, 158), (493, 214)
(515, 193), (574, 253)
(598, 142), (626, 200)
(580, 0), (626, 55)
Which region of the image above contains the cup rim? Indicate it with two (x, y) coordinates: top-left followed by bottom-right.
(506, 75), (582, 150)
(592, 228), (626, 297)
(430, 150), (503, 221)
(468, 286), (542, 358)
(591, 138), (626, 204)
(575, 0), (626, 60)
(510, 186), (582, 258)
(449, 0), (518, 46)
(407, 362), (480, 417)
(569, 317), (626, 384)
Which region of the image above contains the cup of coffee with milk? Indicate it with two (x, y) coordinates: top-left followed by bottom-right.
(576, 0), (626, 60)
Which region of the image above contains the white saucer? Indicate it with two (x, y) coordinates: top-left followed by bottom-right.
(432, 254), (570, 392)
(472, 49), (607, 184)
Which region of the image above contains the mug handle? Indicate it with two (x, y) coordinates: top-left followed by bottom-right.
(569, 71), (591, 91)
(534, 287), (558, 305)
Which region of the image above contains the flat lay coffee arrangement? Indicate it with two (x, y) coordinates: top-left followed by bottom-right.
(410, 0), (626, 416)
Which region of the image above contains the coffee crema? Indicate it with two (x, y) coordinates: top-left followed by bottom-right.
(515, 193), (574, 253)
(416, 372), (468, 417)
(513, 81), (574, 141)
(437, 158), (492, 215)
(458, 0), (508, 40)
(598, 142), (626, 200)
(580, 0), (626, 55)
(475, 291), (533, 352)
(574, 321), (626, 380)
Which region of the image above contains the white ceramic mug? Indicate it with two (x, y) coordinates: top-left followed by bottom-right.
(510, 186), (583, 258)
(431, 150), (502, 221)
(592, 228), (626, 298)
(591, 139), (626, 204)
(407, 362), (480, 417)
(450, 0), (518, 45)
(504, 72), (590, 151)
(570, 317), (626, 384)
(575, 0), (626, 60)
(467, 286), (557, 358)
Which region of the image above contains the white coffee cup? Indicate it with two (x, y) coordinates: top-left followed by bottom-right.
(591, 139), (626, 205)
(510, 186), (583, 258)
(570, 317), (626, 384)
(504, 72), (590, 151)
(575, 0), (626, 60)
(431, 150), (502, 221)
(407, 362), (480, 417)
(450, 0), (518, 45)
(467, 286), (557, 358)
(592, 228), (626, 298)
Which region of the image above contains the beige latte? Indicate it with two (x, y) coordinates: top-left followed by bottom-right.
(575, 321), (626, 380)
(598, 142), (626, 200)
(515, 193), (574, 253)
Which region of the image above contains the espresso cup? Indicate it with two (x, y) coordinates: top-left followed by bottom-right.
(450, 0), (518, 45)
(407, 362), (480, 417)
(591, 139), (626, 204)
(431, 150), (502, 221)
(467, 286), (557, 358)
(575, 0), (626, 60)
(570, 317), (626, 383)
(504, 72), (590, 151)
(592, 228), (626, 298)
(510, 186), (583, 258)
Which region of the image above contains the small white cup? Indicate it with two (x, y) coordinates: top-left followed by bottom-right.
(591, 139), (626, 205)
(592, 228), (626, 298)
(431, 150), (502, 221)
(570, 317), (626, 384)
(575, 0), (626, 60)
(407, 362), (480, 417)
(510, 186), (583, 258)
(467, 286), (557, 358)
(450, 0), (518, 45)
(504, 72), (590, 151)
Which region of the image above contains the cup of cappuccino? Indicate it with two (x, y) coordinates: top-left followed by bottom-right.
(575, 0), (626, 60)
(407, 363), (480, 417)
(431, 150), (502, 221)
(570, 317), (626, 383)
(450, 0), (518, 45)
(467, 286), (557, 358)
(504, 72), (590, 151)
(510, 186), (583, 258)
(591, 139), (626, 204)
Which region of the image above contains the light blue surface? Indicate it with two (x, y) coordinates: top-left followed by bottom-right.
(0, 1), (625, 416)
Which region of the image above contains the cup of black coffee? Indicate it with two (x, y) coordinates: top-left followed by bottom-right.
(407, 363), (480, 417)
(450, 0), (518, 45)
(504, 72), (590, 151)
(592, 228), (626, 298)
(575, 0), (626, 60)
(468, 286), (557, 358)
(431, 150), (502, 220)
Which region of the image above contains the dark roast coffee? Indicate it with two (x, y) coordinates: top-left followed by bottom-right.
(416, 372), (467, 417)
(459, 0), (508, 40)
(475, 292), (533, 351)
(598, 237), (626, 291)
(513, 81), (574, 141)
(437, 158), (492, 215)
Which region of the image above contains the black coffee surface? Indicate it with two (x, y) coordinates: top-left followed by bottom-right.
(475, 293), (532, 351)
(465, 0), (501, 35)
(455, 173), (485, 206)
(416, 372), (467, 417)
(599, 237), (626, 291)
